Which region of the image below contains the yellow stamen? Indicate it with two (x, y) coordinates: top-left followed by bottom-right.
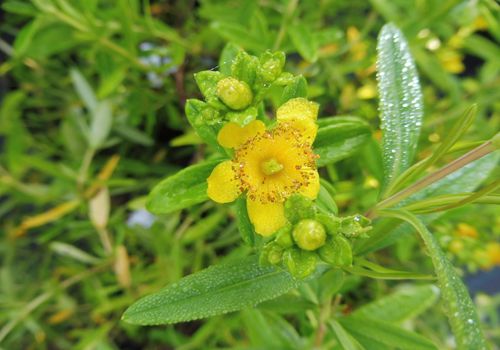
(261, 158), (284, 176)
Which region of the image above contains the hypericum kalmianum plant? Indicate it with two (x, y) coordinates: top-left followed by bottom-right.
(123, 25), (498, 349)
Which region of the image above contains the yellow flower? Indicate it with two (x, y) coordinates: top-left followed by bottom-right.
(207, 98), (320, 236)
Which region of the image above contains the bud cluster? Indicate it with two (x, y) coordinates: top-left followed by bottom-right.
(191, 49), (288, 127)
(260, 194), (372, 278)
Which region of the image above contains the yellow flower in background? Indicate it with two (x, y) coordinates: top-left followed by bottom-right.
(207, 98), (320, 236)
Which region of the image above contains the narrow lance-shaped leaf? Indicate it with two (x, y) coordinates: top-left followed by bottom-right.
(122, 256), (298, 325)
(288, 24), (318, 62)
(352, 284), (439, 323)
(340, 316), (438, 350)
(380, 210), (489, 350)
(70, 68), (97, 111)
(314, 117), (371, 166)
(377, 24), (423, 189)
(146, 160), (221, 214)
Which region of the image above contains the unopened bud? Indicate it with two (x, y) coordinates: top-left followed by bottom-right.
(216, 77), (253, 110)
(259, 51), (285, 82)
(292, 219), (326, 251)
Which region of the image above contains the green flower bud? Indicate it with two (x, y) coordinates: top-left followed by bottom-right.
(275, 223), (294, 248)
(318, 236), (352, 267)
(259, 51), (285, 82)
(260, 242), (284, 266)
(292, 219), (326, 251)
(216, 77), (253, 110)
(283, 247), (317, 279)
(340, 215), (371, 238)
(284, 194), (316, 224)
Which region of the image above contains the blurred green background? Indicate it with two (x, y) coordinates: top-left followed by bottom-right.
(0, 0), (499, 349)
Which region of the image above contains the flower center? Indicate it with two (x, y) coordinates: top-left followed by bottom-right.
(260, 158), (284, 176)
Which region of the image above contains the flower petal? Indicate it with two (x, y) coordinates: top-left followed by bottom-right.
(277, 97), (319, 122)
(217, 120), (266, 148)
(299, 170), (320, 199)
(246, 198), (287, 236)
(284, 119), (318, 143)
(207, 161), (241, 203)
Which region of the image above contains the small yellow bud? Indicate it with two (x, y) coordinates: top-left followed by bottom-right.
(216, 77), (253, 110)
(292, 219), (326, 251)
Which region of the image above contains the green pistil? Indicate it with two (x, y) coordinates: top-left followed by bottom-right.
(261, 158), (284, 176)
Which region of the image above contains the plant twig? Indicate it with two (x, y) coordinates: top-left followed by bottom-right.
(367, 140), (495, 218)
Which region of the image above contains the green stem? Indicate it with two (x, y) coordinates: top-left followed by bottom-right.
(374, 140), (495, 212)
(273, 0), (298, 51)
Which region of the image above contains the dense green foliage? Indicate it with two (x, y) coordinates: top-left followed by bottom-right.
(0, 0), (499, 349)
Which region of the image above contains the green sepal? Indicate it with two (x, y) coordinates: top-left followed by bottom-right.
(315, 213), (341, 236)
(231, 50), (260, 88)
(260, 242), (284, 266)
(340, 215), (372, 238)
(185, 99), (224, 153)
(226, 106), (258, 126)
(219, 42), (241, 76)
(275, 223), (294, 248)
(318, 236), (353, 267)
(284, 194), (316, 224)
(283, 247), (318, 279)
(194, 71), (225, 106)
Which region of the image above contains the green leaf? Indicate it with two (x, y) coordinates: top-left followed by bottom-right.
(89, 100), (112, 149)
(234, 197), (255, 246)
(379, 210), (489, 350)
(242, 309), (302, 349)
(317, 180), (338, 215)
(281, 75), (308, 104)
(314, 117), (371, 167)
(114, 124), (154, 146)
(376, 24), (423, 189)
(210, 22), (267, 52)
(386, 105), (477, 195)
(288, 23), (318, 62)
(329, 319), (365, 350)
(352, 284), (439, 323)
(122, 256), (297, 325)
(341, 316), (438, 350)
(185, 99), (224, 153)
(146, 160), (221, 214)
(181, 211), (227, 244)
(70, 68), (97, 112)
